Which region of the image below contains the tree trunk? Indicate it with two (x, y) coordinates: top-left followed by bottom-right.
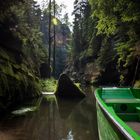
(53, 0), (56, 77)
(48, 0), (52, 77)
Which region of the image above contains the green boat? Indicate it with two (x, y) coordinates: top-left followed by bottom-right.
(95, 88), (140, 140)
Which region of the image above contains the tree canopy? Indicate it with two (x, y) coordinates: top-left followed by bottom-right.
(69, 0), (140, 86)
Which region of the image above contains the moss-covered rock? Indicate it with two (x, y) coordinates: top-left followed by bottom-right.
(55, 74), (85, 98)
(134, 80), (140, 88)
(0, 47), (41, 111)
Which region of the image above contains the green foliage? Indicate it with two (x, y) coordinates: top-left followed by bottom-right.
(79, 47), (93, 61)
(96, 16), (117, 36)
(116, 41), (135, 67)
(96, 45), (114, 70)
(89, 0), (117, 36)
(0, 0), (45, 107)
(89, 0), (140, 85)
(40, 78), (57, 92)
(134, 81), (140, 88)
(41, 3), (71, 78)
(72, 0), (91, 56)
(70, 0), (140, 85)
(0, 0), (48, 71)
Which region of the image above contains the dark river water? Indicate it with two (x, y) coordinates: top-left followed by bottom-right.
(0, 87), (98, 140)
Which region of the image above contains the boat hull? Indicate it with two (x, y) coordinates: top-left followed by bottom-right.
(95, 88), (140, 140)
(97, 102), (128, 140)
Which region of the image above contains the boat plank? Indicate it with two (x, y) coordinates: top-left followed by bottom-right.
(102, 88), (134, 99)
(104, 98), (140, 104)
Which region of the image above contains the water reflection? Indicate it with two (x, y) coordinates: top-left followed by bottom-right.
(57, 98), (82, 119)
(0, 86), (98, 140)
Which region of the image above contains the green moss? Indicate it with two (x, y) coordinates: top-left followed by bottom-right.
(0, 74), (9, 95)
(75, 83), (80, 87)
(75, 83), (83, 92)
(44, 95), (57, 102)
(0, 48), (10, 61)
(0, 47), (42, 109)
(40, 78), (57, 92)
(134, 80), (140, 88)
(4, 63), (14, 76)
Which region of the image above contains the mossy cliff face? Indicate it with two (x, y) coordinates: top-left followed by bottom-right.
(0, 47), (41, 110)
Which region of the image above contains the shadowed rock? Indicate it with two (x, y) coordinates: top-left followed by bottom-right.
(40, 63), (51, 78)
(55, 74), (85, 98)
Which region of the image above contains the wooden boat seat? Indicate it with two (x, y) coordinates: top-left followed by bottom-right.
(102, 88), (140, 104)
(104, 98), (140, 104)
(102, 88), (134, 99)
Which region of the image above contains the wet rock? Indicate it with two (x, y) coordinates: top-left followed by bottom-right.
(55, 74), (85, 98)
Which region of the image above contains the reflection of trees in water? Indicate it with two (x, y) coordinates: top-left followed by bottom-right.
(0, 95), (67, 140)
(66, 88), (98, 140)
(0, 87), (98, 140)
(57, 98), (82, 119)
(57, 86), (98, 140)
(0, 96), (60, 140)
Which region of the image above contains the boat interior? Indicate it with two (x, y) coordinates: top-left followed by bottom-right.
(101, 88), (140, 134)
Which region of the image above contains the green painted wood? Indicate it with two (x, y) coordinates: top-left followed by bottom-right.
(97, 104), (121, 140)
(102, 88), (134, 99)
(95, 88), (140, 140)
(104, 98), (140, 104)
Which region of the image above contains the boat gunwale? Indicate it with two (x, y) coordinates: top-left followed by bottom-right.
(95, 88), (140, 140)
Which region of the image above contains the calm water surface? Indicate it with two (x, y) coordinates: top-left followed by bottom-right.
(0, 87), (98, 140)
